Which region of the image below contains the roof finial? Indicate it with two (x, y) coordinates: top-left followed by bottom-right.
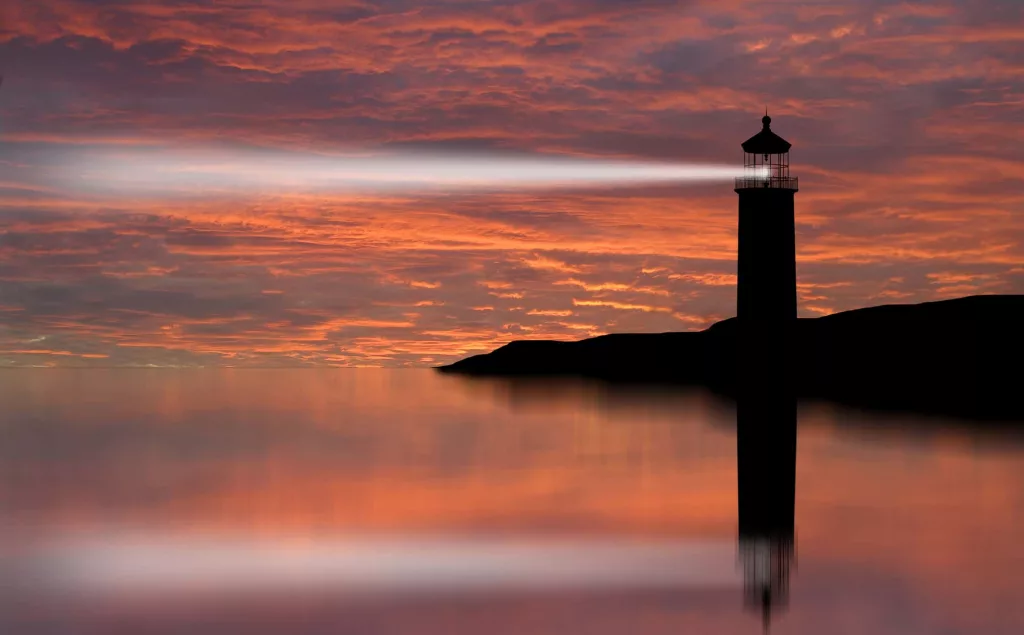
(762, 107), (771, 129)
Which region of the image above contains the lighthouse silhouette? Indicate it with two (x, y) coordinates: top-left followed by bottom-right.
(735, 113), (798, 329)
(733, 113), (800, 392)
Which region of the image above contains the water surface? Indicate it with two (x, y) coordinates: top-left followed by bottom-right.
(1, 369), (1021, 633)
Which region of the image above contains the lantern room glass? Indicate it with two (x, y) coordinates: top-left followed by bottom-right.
(745, 151), (790, 180)
(737, 151), (798, 190)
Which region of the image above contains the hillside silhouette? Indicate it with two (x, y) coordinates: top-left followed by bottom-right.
(439, 295), (1023, 421)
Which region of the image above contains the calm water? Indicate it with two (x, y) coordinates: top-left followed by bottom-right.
(1, 369), (1022, 634)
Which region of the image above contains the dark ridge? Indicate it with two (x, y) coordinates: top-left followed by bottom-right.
(438, 295), (1024, 421)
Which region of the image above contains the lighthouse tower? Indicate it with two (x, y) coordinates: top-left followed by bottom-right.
(735, 114), (798, 330)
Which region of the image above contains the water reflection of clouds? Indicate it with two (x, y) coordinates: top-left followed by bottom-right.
(0, 370), (738, 536)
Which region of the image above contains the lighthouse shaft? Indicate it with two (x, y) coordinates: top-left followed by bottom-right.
(737, 188), (797, 324)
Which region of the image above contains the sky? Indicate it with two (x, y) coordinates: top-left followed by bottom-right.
(0, 0), (1022, 367)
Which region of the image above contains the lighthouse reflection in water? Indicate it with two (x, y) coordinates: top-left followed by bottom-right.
(736, 386), (798, 630)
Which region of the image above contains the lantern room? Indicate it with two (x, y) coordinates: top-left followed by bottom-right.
(735, 114), (798, 191)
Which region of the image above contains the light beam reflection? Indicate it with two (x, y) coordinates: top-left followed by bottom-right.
(7, 532), (740, 597)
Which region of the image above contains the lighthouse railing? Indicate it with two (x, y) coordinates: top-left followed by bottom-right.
(734, 176), (799, 191)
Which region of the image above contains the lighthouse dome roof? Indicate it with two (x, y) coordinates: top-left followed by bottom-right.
(741, 115), (792, 154)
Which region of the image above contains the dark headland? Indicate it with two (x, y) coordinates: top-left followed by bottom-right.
(438, 295), (1024, 421)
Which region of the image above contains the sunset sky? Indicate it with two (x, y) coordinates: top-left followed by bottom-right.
(1, 0), (1021, 367)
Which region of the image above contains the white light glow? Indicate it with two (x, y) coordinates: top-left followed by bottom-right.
(9, 533), (741, 596)
(56, 147), (768, 195)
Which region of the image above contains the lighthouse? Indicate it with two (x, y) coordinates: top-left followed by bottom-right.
(735, 114), (798, 329)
